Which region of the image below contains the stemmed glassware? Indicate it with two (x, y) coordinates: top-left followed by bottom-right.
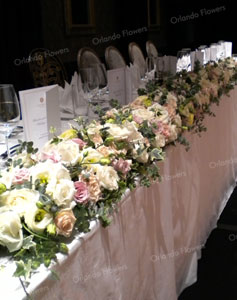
(79, 68), (99, 121)
(0, 84), (20, 157)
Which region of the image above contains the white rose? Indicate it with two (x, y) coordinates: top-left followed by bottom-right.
(132, 143), (149, 163)
(106, 123), (130, 140)
(0, 208), (23, 252)
(168, 125), (178, 142)
(24, 204), (53, 234)
(95, 165), (119, 190)
(153, 134), (166, 148)
(46, 179), (75, 207)
(132, 108), (154, 121)
(56, 140), (82, 165)
(0, 189), (40, 217)
(149, 103), (169, 124)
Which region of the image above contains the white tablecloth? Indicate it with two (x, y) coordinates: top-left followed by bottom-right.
(1, 87), (237, 300)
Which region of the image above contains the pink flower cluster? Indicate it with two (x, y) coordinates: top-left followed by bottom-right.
(152, 121), (170, 138)
(74, 181), (89, 204)
(12, 168), (30, 185)
(112, 158), (131, 175)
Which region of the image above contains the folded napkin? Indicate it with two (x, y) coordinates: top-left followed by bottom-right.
(59, 72), (88, 118)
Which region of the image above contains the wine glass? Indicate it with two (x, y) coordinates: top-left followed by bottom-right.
(0, 84), (20, 157)
(80, 68), (99, 121)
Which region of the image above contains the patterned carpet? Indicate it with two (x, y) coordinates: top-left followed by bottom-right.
(178, 186), (237, 300)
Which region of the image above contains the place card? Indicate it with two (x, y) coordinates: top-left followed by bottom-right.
(107, 67), (127, 106)
(19, 85), (61, 149)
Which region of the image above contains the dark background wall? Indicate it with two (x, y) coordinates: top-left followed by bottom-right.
(0, 0), (235, 93)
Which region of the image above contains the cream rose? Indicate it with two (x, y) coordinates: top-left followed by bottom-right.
(0, 189), (40, 217)
(152, 134), (166, 148)
(0, 208), (23, 252)
(46, 179), (75, 207)
(95, 165), (119, 190)
(55, 140), (82, 165)
(24, 204), (53, 234)
(132, 108), (154, 121)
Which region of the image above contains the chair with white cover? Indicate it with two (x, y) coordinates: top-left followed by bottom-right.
(128, 42), (146, 78)
(77, 47), (107, 87)
(146, 40), (158, 59)
(105, 46), (126, 70)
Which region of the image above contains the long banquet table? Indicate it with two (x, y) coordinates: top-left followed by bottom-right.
(1, 86), (237, 300)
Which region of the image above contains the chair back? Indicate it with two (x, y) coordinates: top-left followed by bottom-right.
(77, 47), (107, 86)
(146, 40), (158, 59)
(128, 42), (146, 77)
(105, 46), (126, 69)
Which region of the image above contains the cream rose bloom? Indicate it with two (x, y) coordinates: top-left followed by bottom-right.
(95, 165), (119, 190)
(149, 103), (169, 124)
(55, 140), (82, 165)
(0, 208), (23, 252)
(167, 125), (178, 143)
(24, 204), (53, 234)
(132, 108), (154, 121)
(46, 179), (75, 207)
(132, 143), (149, 163)
(0, 189), (40, 217)
(106, 121), (143, 143)
(152, 134), (166, 148)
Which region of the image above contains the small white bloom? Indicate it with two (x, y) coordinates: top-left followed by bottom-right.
(0, 208), (23, 252)
(30, 161), (71, 185)
(24, 204), (53, 234)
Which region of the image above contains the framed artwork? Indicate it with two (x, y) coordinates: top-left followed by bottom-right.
(64, 0), (95, 35)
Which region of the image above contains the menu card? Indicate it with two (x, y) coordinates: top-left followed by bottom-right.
(19, 85), (61, 149)
(107, 67), (133, 105)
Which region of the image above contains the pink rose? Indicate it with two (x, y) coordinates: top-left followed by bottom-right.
(74, 181), (89, 204)
(72, 138), (86, 149)
(38, 151), (61, 163)
(12, 168), (30, 185)
(133, 115), (143, 124)
(112, 158), (132, 175)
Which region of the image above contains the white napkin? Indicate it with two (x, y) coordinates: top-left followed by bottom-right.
(129, 63), (141, 89)
(59, 81), (73, 114)
(169, 56), (177, 75)
(204, 47), (211, 63)
(59, 72), (88, 118)
(224, 42), (232, 58)
(195, 51), (204, 65)
(210, 46), (217, 62)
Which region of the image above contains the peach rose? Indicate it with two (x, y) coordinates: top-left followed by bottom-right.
(54, 209), (76, 237)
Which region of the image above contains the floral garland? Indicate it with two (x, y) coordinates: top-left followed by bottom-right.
(0, 58), (237, 282)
